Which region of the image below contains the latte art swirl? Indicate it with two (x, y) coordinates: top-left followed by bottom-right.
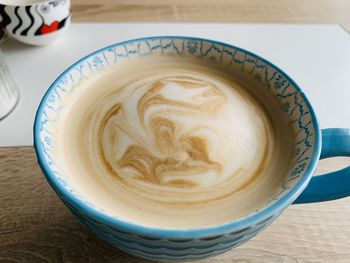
(100, 76), (226, 188)
(58, 58), (295, 227)
(82, 70), (274, 205)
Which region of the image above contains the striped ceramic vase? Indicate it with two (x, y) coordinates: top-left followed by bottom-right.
(0, 0), (71, 45)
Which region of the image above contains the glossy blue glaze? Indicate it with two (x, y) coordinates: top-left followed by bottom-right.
(33, 36), (348, 261)
(294, 128), (350, 204)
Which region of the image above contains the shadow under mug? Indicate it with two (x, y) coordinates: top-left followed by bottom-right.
(33, 36), (350, 262)
(0, 0), (71, 45)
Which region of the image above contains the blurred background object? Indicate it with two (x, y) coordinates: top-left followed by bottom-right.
(0, 26), (7, 44)
(70, 0), (350, 32)
(0, 48), (19, 120)
(0, 0), (71, 45)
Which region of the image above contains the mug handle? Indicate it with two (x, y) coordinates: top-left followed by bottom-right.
(293, 128), (350, 204)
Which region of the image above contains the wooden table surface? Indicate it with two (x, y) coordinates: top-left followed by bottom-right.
(1, 1), (350, 262)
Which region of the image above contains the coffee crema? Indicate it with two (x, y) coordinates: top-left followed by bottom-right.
(57, 57), (295, 228)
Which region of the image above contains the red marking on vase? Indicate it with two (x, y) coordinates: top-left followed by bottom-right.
(40, 21), (59, 34)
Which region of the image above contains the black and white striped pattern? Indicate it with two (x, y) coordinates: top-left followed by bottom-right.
(1, 5), (40, 36)
(0, 0), (70, 37)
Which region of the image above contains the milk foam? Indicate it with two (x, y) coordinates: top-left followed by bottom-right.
(57, 57), (295, 228)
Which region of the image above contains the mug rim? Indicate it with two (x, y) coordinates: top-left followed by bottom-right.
(34, 36), (321, 238)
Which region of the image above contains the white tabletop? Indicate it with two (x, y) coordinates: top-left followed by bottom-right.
(1, 23), (350, 147)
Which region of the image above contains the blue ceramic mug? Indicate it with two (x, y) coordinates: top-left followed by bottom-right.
(34, 36), (350, 261)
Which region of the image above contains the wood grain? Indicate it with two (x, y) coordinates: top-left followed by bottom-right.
(71, 0), (350, 31)
(0, 147), (349, 262)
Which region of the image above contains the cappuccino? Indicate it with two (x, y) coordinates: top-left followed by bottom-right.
(56, 56), (295, 228)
